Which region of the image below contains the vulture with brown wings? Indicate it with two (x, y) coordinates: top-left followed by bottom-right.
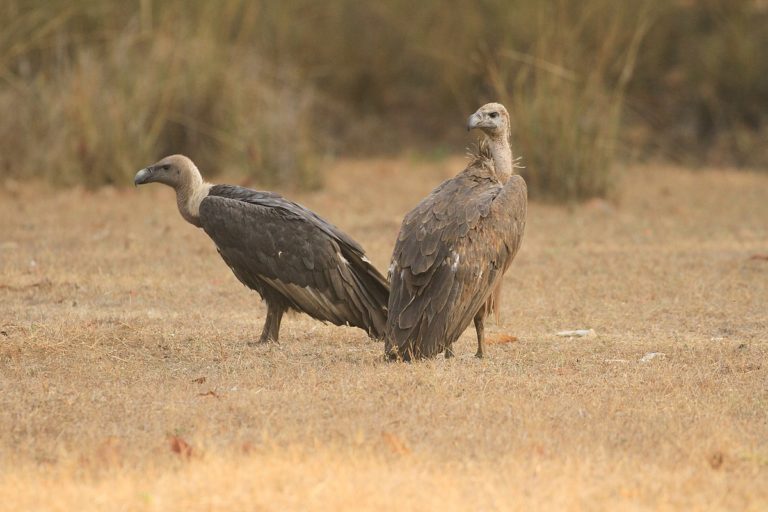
(386, 103), (527, 360)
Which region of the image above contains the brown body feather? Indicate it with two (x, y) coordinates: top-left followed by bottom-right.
(385, 142), (527, 360)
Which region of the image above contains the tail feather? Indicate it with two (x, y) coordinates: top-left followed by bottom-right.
(345, 252), (389, 339)
(483, 279), (503, 323)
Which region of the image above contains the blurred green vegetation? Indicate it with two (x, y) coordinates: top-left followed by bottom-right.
(0, 0), (765, 198)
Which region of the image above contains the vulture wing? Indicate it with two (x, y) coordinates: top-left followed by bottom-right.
(199, 185), (388, 338)
(386, 169), (526, 358)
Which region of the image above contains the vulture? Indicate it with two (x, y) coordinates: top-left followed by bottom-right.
(134, 155), (389, 344)
(385, 103), (527, 360)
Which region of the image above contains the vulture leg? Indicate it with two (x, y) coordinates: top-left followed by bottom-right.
(474, 310), (486, 359)
(444, 342), (455, 359)
(250, 301), (285, 345)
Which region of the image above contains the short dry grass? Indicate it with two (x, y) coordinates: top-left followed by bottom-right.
(1, 158), (767, 511)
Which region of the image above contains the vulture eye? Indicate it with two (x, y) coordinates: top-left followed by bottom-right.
(161, 165), (170, 171)
(489, 112), (499, 119)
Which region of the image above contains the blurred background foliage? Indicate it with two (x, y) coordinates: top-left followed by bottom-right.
(0, 0), (765, 199)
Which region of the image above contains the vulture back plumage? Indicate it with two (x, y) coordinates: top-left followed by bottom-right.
(385, 104), (527, 360)
(200, 185), (389, 338)
(134, 155), (388, 345)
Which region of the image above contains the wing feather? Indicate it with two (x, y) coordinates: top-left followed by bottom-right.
(199, 186), (389, 338)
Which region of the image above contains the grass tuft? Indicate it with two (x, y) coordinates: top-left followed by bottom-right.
(1, 1), (767, 194)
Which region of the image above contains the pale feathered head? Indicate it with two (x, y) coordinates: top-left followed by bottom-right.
(467, 102), (510, 139)
(134, 154), (200, 189)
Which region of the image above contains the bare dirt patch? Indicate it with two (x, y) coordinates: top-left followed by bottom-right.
(1, 160), (767, 510)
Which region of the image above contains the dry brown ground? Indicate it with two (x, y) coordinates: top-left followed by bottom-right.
(1, 158), (767, 511)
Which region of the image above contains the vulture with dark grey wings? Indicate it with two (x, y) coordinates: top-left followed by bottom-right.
(134, 155), (389, 344)
(386, 103), (527, 360)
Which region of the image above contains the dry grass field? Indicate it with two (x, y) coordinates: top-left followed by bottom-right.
(1, 157), (767, 510)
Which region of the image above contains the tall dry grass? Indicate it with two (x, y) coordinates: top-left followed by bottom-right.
(0, 1), (765, 195)
(630, 0), (768, 167)
(0, 2), (320, 187)
(482, 2), (648, 200)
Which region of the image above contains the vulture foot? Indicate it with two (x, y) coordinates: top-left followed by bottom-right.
(247, 337), (277, 347)
(386, 345), (413, 362)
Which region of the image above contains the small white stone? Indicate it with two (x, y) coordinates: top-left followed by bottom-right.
(556, 329), (595, 337)
(639, 352), (665, 363)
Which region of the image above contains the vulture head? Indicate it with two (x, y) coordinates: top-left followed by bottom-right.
(467, 102), (510, 139)
(134, 154), (200, 189)
(134, 154), (210, 227)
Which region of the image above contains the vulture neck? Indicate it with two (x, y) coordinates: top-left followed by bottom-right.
(175, 168), (212, 228)
(487, 133), (513, 183)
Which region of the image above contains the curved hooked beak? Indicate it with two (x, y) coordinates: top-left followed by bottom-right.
(467, 112), (482, 132)
(133, 167), (153, 186)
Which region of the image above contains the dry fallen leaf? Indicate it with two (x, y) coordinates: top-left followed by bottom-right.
(168, 436), (193, 458)
(487, 334), (518, 345)
(749, 254), (768, 261)
(381, 432), (411, 455)
(191, 377), (206, 384)
(95, 437), (122, 468)
(708, 451), (724, 470)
